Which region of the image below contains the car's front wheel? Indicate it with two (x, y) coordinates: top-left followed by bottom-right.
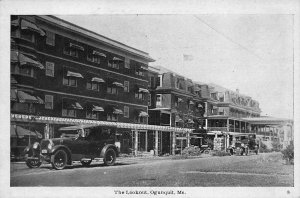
(25, 156), (42, 168)
(103, 148), (116, 166)
(51, 149), (68, 170)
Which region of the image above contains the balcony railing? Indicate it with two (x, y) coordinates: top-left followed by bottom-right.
(207, 127), (228, 132)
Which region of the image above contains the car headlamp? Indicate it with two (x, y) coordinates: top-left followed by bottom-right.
(33, 142), (39, 149)
(48, 140), (53, 150)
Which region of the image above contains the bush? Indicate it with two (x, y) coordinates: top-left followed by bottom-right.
(212, 150), (231, 157)
(259, 142), (271, 153)
(282, 142), (294, 164)
(271, 140), (281, 152)
(181, 146), (202, 156)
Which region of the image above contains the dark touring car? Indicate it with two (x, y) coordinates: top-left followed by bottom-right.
(24, 124), (119, 170)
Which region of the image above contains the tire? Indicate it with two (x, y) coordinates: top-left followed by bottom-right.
(204, 149), (210, 154)
(25, 157), (42, 168)
(81, 160), (92, 167)
(51, 149), (68, 170)
(255, 150), (258, 155)
(103, 148), (116, 166)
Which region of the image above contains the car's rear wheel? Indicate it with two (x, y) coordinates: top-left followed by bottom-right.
(103, 148), (116, 166)
(81, 160), (92, 167)
(51, 149), (67, 170)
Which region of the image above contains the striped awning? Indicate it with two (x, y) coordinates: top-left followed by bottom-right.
(69, 43), (84, 51)
(67, 71), (84, 78)
(11, 51), (44, 69)
(11, 90), (17, 101)
(21, 19), (45, 36)
(11, 77), (18, 84)
(138, 88), (149, 93)
(112, 82), (124, 88)
(178, 98), (183, 102)
(197, 103), (203, 108)
(92, 105), (104, 112)
(17, 91), (43, 104)
(93, 50), (106, 57)
(189, 101), (195, 105)
(113, 108), (123, 115)
(91, 77), (105, 83)
(139, 66), (148, 71)
(113, 57), (123, 62)
(11, 19), (19, 27)
(139, 111), (149, 117)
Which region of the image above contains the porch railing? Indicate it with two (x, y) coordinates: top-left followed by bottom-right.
(207, 127), (228, 132)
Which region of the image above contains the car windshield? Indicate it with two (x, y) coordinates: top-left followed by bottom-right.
(60, 129), (80, 138)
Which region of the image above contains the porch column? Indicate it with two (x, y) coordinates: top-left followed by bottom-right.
(239, 121), (242, 133)
(205, 119), (208, 129)
(233, 120), (235, 132)
(134, 130), (138, 156)
(44, 124), (50, 139)
(155, 130), (159, 156)
(172, 131), (176, 155)
(226, 119), (229, 132)
(187, 132), (190, 147)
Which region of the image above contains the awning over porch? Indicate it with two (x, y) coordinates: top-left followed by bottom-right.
(92, 50), (106, 57)
(11, 125), (42, 138)
(11, 114), (194, 133)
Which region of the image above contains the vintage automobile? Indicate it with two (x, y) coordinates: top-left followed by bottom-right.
(228, 134), (259, 156)
(24, 124), (119, 170)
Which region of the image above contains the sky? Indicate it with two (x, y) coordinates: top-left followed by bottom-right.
(58, 14), (294, 119)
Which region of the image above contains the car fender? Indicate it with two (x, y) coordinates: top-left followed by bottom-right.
(50, 145), (72, 165)
(100, 144), (119, 158)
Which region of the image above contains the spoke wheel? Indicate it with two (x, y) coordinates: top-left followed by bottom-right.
(103, 149), (116, 166)
(26, 158), (42, 168)
(51, 150), (67, 170)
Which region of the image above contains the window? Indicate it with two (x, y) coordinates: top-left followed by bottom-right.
(135, 92), (145, 100)
(12, 103), (35, 114)
(124, 81), (129, 92)
(125, 57), (130, 69)
(174, 96), (178, 107)
(107, 86), (118, 95)
(87, 82), (99, 91)
(45, 95), (53, 109)
(156, 94), (162, 106)
(63, 76), (77, 87)
(11, 64), (35, 77)
(46, 31), (55, 46)
(45, 62), (55, 77)
(62, 109), (76, 117)
(107, 114), (118, 121)
(86, 111), (98, 120)
(108, 60), (119, 69)
(124, 106), (129, 118)
(148, 94), (151, 106)
(20, 30), (34, 42)
(63, 47), (78, 57)
(157, 75), (163, 87)
(211, 93), (218, 100)
(87, 54), (101, 64)
(135, 116), (147, 124)
(188, 86), (194, 93)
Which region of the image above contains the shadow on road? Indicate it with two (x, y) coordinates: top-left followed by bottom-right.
(37, 162), (136, 170)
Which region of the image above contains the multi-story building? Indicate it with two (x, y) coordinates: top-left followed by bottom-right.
(148, 66), (206, 154)
(201, 83), (261, 133)
(10, 15), (154, 158)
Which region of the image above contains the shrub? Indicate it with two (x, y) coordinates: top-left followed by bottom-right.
(271, 140), (281, 152)
(181, 146), (202, 156)
(282, 142), (294, 164)
(212, 150), (231, 157)
(259, 142), (271, 153)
